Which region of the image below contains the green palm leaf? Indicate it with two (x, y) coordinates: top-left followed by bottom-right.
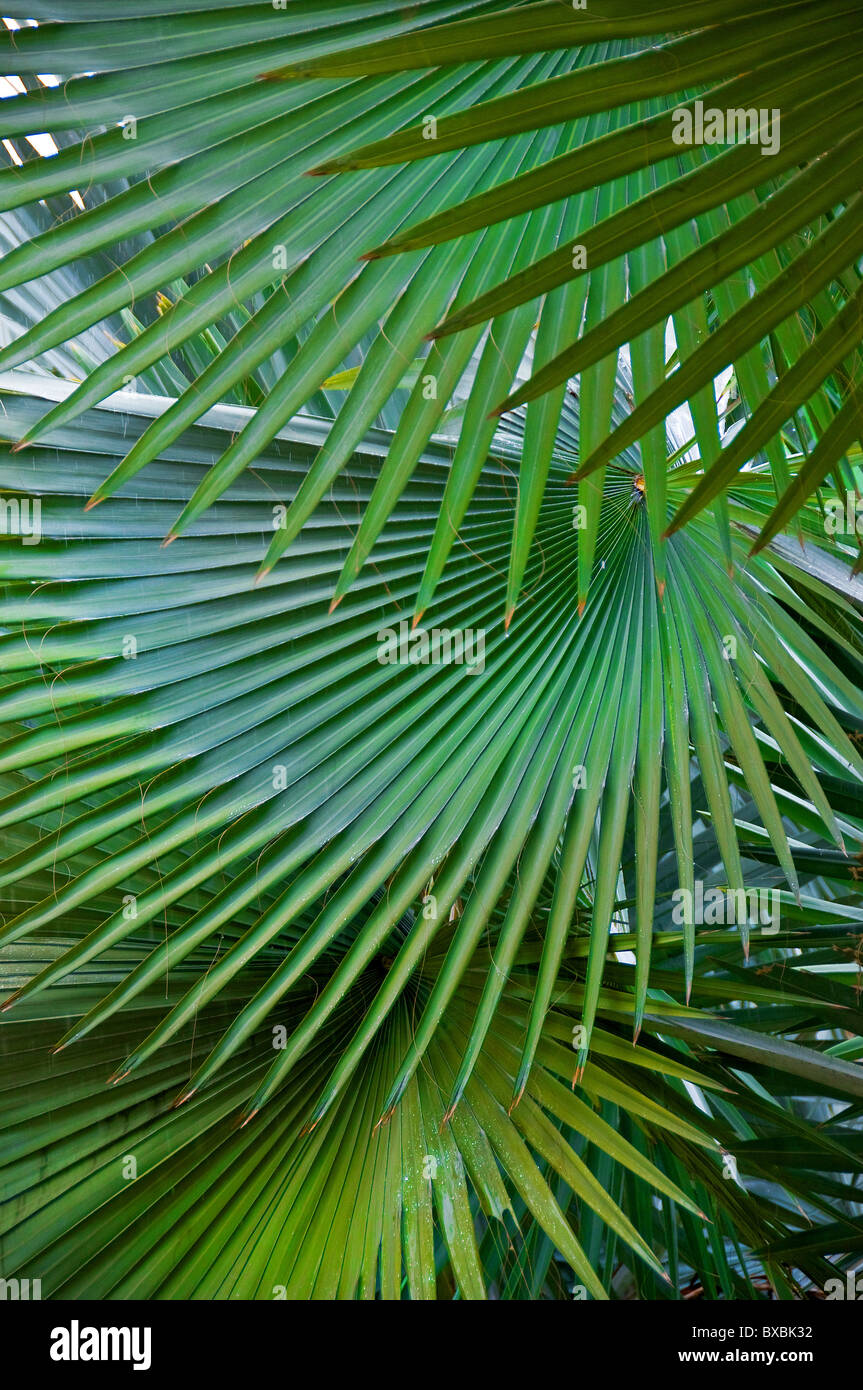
(2, 2), (863, 1300)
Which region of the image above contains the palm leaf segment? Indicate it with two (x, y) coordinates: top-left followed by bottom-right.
(2, 376), (863, 1296)
(3, 1), (863, 599)
(1, 0), (863, 1298)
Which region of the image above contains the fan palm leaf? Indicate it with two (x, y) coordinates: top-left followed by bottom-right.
(2, 1), (863, 1300)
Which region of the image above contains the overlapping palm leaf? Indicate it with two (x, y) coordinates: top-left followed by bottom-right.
(0, 1), (861, 613)
(1, 369), (862, 1295)
(2, 1), (863, 1298)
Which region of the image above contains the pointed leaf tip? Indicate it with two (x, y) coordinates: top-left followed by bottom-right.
(373, 1106), (395, 1133)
